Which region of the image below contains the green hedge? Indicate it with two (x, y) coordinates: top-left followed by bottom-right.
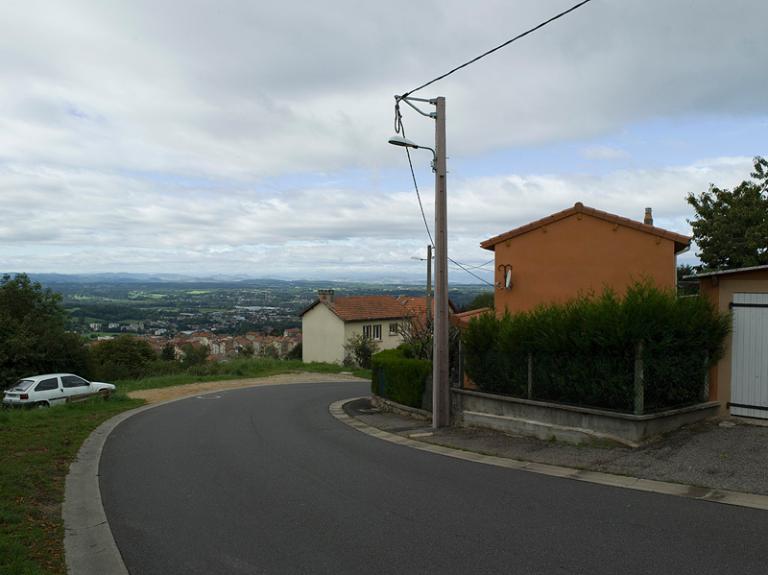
(463, 281), (730, 412)
(371, 348), (431, 409)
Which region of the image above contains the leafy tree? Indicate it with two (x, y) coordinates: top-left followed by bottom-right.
(343, 334), (379, 369)
(286, 342), (302, 360)
(687, 156), (768, 270)
(160, 342), (177, 361)
(180, 343), (209, 367)
(676, 264), (699, 296)
(0, 273), (89, 388)
(464, 291), (494, 311)
(90, 335), (156, 380)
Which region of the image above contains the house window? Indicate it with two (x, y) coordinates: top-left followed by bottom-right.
(363, 324), (382, 341)
(389, 322), (400, 336)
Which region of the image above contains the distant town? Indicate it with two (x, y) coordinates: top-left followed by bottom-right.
(27, 274), (491, 359)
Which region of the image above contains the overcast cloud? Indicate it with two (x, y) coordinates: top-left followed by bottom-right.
(1, 0), (766, 281)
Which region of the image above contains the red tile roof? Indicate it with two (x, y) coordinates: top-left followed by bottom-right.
(480, 202), (691, 254)
(301, 295), (435, 322)
(332, 296), (420, 322)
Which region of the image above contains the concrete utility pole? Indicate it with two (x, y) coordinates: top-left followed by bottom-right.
(426, 244), (432, 326)
(388, 95), (449, 429)
(432, 96), (450, 429)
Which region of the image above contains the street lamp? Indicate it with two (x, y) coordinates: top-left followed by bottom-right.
(388, 95), (449, 429)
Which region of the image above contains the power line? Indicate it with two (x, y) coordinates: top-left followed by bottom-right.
(448, 258), (495, 286)
(455, 259), (494, 270)
(400, 0), (594, 98)
(400, 115), (494, 286)
(406, 146), (435, 247)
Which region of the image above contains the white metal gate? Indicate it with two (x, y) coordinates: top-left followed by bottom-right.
(730, 292), (768, 419)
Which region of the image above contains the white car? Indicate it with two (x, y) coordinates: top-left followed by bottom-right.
(2, 373), (116, 408)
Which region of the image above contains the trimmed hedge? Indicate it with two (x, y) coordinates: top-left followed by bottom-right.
(371, 348), (431, 409)
(463, 281), (730, 412)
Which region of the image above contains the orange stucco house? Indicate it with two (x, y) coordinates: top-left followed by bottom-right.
(480, 202), (691, 314)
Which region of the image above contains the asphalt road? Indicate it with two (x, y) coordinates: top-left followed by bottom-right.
(101, 382), (768, 574)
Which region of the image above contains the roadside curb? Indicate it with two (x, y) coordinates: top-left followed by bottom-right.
(63, 402), (155, 575)
(63, 378), (366, 575)
(330, 397), (768, 512)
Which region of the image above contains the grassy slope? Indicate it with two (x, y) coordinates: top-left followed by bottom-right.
(0, 359), (369, 574)
(0, 396), (144, 575)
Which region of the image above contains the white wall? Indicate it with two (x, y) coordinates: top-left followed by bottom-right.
(302, 305), (346, 364)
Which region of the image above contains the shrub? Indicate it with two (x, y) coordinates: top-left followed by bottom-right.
(90, 335), (157, 381)
(180, 343), (209, 368)
(343, 334), (379, 369)
(371, 348), (431, 409)
(462, 281), (730, 412)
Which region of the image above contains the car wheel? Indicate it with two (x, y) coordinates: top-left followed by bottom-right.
(99, 390), (111, 400)
(36, 401), (50, 408)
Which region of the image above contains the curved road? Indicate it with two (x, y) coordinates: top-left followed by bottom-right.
(101, 381), (768, 574)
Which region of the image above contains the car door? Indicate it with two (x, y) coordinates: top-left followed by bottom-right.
(33, 376), (67, 405)
(60, 375), (92, 402)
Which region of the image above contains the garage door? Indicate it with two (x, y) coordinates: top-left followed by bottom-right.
(730, 293), (768, 419)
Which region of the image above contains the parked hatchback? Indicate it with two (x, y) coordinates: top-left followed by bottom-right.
(2, 374), (116, 408)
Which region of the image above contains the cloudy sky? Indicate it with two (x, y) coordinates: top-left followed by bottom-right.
(1, 0), (765, 282)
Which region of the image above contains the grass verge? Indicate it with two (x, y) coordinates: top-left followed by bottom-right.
(117, 358), (371, 393)
(0, 395), (144, 575)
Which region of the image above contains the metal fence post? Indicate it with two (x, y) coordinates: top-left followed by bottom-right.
(633, 341), (644, 415)
(527, 352), (533, 400)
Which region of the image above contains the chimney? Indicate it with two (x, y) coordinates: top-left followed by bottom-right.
(317, 289), (334, 304)
(644, 207), (653, 226)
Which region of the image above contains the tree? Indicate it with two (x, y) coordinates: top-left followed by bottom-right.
(286, 342), (302, 360)
(343, 334), (379, 369)
(0, 274), (89, 388)
(465, 291), (494, 311)
(676, 264), (699, 296)
(91, 335), (157, 380)
(180, 343), (209, 368)
(160, 342), (177, 361)
(687, 156), (768, 270)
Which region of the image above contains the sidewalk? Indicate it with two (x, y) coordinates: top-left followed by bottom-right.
(343, 397), (768, 497)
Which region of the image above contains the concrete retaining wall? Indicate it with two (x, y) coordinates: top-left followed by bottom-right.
(453, 388), (720, 447)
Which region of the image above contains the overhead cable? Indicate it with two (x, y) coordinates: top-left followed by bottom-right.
(400, 0), (594, 98)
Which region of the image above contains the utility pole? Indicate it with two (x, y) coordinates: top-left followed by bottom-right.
(432, 96), (450, 429)
(426, 244), (432, 326)
(387, 94), (449, 428)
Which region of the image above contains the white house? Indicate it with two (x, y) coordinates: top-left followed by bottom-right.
(300, 290), (430, 364)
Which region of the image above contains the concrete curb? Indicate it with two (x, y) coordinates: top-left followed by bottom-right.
(330, 397), (768, 512)
(63, 378), (366, 575)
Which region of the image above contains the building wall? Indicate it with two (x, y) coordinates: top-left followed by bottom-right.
(344, 319), (404, 353)
(302, 304), (346, 364)
(699, 271), (768, 415)
(492, 212), (679, 314)
(302, 306), (406, 364)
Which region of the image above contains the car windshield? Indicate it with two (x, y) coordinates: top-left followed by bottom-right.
(11, 380), (35, 391)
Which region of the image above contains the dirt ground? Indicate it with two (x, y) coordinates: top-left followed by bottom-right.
(127, 372), (368, 404)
